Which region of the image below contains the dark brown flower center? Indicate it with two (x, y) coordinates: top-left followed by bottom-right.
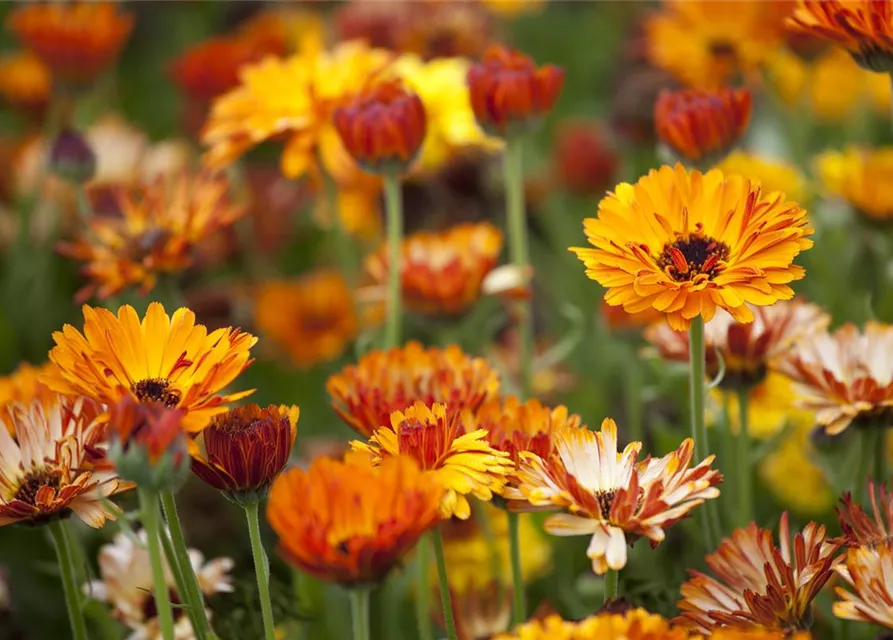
(596, 490), (616, 519)
(141, 588), (184, 622)
(658, 235), (730, 282)
(14, 468), (63, 505)
(132, 378), (181, 408)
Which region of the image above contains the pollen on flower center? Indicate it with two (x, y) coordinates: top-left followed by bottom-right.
(14, 468), (63, 505)
(596, 489), (616, 519)
(657, 235), (730, 282)
(397, 419), (450, 469)
(132, 378), (181, 408)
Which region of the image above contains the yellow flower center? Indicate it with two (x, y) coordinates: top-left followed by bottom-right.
(14, 468), (62, 505)
(658, 235), (730, 282)
(132, 378), (181, 408)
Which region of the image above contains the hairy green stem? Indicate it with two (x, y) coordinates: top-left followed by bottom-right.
(736, 388), (753, 528)
(383, 173), (404, 349)
(49, 519), (88, 640)
(245, 502), (277, 640)
(689, 317), (719, 549)
(507, 510), (525, 625)
(603, 568), (619, 603)
(349, 588), (371, 640)
(415, 535), (434, 640)
(432, 529), (457, 640)
(140, 489), (176, 640)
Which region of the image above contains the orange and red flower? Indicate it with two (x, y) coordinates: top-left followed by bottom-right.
(467, 45), (565, 136)
(106, 395), (188, 482)
(0, 51), (50, 113)
(654, 87), (752, 163)
(266, 452), (443, 586)
(836, 481), (893, 549)
(834, 545), (893, 629)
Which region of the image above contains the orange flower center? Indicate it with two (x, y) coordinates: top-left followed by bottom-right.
(132, 378), (181, 408)
(14, 468), (62, 505)
(657, 235), (730, 282)
(397, 420), (451, 469)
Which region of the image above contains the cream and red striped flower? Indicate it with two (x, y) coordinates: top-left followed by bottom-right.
(834, 545), (893, 629)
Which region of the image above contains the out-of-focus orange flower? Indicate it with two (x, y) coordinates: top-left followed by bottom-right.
(553, 120), (617, 197)
(7, 1), (133, 87)
(107, 395), (187, 470)
(816, 146), (893, 221)
(718, 151), (809, 205)
(0, 362), (57, 434)
(190, 404), (299, 505)
(655, 87), (751, 163)
(467, 45), (565, 137)
(327, 341), (500, 438)
(789, 1), (893, 73)
(267, 453), (444, 586)
(834, 545), (893, 629)
(237, 7), (324, 57)
(836, 480), (893, 549)
(0, 51), (50, 113)
(494, 610), (694, 640)
(676, 514), (840, 633)
(481, 0), (545, 19)
(601, 300), (664, 332)
(57, 170), (245, 301)
(364, 222), (504, 316)
(333, 79), (427, 173)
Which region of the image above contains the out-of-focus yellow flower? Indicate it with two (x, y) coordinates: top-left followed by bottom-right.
(238, 7), (325, 57)
(815, 146), (893, 221)
(0, 51), (50, 113)
(0, 361), (57, 423)
(718, 151), (809, 205)
(481, 0), (545, 19)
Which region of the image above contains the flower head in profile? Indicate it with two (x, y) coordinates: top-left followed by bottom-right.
(364, 222), (505, 316)
(0, 361), (58, 434)
(508, 419), (721, 574)
(0, 395), (129, 527)
(676, 514), (840, 633)
(789, 1), (893, 73)
(833, 545), (893, 629)
(655, 87), (751, 163)
(84, 530), (233, 639)
(777, 321), (893, 435)
(570, 164), (814, 331)
(190, 404), (299, 505)
(326, 341), (499, 438)
(836, 481), (893, 549)
(7, 1), (133, 86)
(43, 303), (257, 432)
(266, 453), (444, 586)
(58, 170), (245, 301)
(719, 151), (809, 206)
(0, 51), (50, 113)
(815, 147), (893, 222)
(352, 402), (512, 519)
(646, 300), (830, 389)
(467, 44), (565, 137)
(254, 270), (359, 369)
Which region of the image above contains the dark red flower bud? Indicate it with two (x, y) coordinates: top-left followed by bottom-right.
(49, 129), (96, 184)
(654, 87), (751, 162)
(553, 120), (617, 197)
(467, 44), (565, 137)
(333, 79), (427, 174)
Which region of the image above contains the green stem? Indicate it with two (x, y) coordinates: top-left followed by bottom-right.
(349, 588), (371, 640)
(139, 489), (176, 640)
(49, 519), (88, 640)
(603, 568), (619, 603)
(160, 490), (213, 640)
(323, 168), (359, 285)
(504, 136), (533, 399)
(383, 173), (404, 349)
(874, 428), (887, 485)
(624, 358), (643, 444)
(688, 317), (718, 549)
(431, 529), (458, 640)
(245, 502), (277, 640)
(736, 388), (753, 529)
(414, 535), (434, 640)
(507, 510), (525, 626)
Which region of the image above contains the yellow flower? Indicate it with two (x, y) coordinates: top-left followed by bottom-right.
(42, 302), (257, 432)
(815, 146), (893, 221)
(495, 609), (695, 640)
(351, 401), (512, 519)
(571, 164), (814, 331)
(481, 0), (545, 19)
(0, 361), (57, 434)
(718, 151), (809, 206)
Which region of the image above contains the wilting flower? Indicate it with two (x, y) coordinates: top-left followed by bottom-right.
(326, 341), (499, 438)
(0, 395), (129, 527)
(676, 513), (840, 632)
(508, 419), (721, 574)
(718, 151), (809, 206)
(778, 321), (893, 435)
(816, 147), (893, 222)
(645, 300), (830, 388)
(833, 545), (893, 628)
(352, 402), (512, 518)
(364, 222), (504, 316)
(254, 270), (359, 369)
(266, 453), (444, 586)
(0, 51), (50, 113)
(789, 1), (893, 73)
(836, 480), (893, 549)
(0, 361), (57, 434)
(467, 44), (565, 136)
(571, 164), (814, 331)
(190, 404), (299, 505)
(7, 1), (133, 86)
(84, 530), (233, 640)
(654, 87), (752, 163)
(43, 302), (257, 432)
(552, 119), (618, 197)
(58, 170), (245, 301)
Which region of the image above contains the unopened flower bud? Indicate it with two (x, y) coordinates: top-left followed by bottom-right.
(49, 129), (96, 184)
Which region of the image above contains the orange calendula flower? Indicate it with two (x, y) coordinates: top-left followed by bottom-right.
(364, 222), (504, 316)
(467, 44), (565, 137)
(0, 362), (57, 434)
(676, 513), (840, 633)
(645, 300), (830, 389)
(833, 545), (893, 629)
(190, 404), (299, 505)
(0, 51), (50, 113)
(815, 146), (893, 221)
(601, 300), (664, 333)
(333, 78), (427, 173)
(494, 609), (694, 640)
(778, 321), (893, 435)
(254, 270), (359, 369)
(508, 419), (721, 574)
(570, 164), (814, 331)
(654, 87), (752, 163)
(326, 341), (500, 438)
(57, 170), (245, 302)
(352, 402), (513, 519)
(790, 1), (893, 73)
(266, 453), (444, 586)
(43, 302), (257, 433)
(836, 480), (893, 549)
(0, 395), (129, 527)
(7, 1), (133, 86)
